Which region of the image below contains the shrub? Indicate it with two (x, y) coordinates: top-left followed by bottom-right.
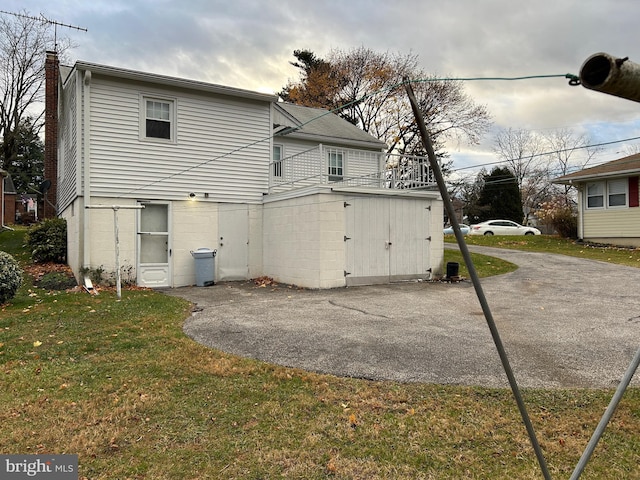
(536, 200), (578, 239)
(26, 218), (67, 263)
(0, 251), (23, 303)
(38, 272), (77, 291)
(552, 208), (578, 239)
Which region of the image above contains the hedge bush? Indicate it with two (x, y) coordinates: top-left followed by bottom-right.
(0, 251), (23, 303)
(26, 218), (67, 263)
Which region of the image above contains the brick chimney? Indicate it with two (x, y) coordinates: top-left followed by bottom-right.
(44, 50), (59, 219)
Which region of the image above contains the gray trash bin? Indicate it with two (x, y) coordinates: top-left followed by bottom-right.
(191, 248), (217, 286)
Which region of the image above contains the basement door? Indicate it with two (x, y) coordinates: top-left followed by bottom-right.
(344, 196), (431, 286)
(137, 201), (171, 288)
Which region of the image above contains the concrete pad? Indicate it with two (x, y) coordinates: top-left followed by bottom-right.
(165, 245), (640, 388)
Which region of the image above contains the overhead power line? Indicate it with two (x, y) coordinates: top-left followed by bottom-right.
(117, 73), (586, 197)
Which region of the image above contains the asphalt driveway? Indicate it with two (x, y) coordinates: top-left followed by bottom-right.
(166, 245), (640, 388)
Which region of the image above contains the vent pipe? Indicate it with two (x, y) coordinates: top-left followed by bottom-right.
(579, 52), (640, 103)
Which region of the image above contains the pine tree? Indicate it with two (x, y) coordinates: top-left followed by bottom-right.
(477, 167), (523, 223)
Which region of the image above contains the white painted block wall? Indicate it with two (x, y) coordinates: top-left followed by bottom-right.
(263, 192), (346, 289)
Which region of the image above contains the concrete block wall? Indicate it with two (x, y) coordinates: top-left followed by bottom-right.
(263, 192), (346, 289)
(172, 201), (218, 287)
(87, 198), (138, 283)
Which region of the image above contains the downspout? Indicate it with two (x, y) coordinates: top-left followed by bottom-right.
(82, 69), (92, 273)
(578, 184), (585, 240)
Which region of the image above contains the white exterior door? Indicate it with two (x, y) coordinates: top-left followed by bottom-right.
(217, 204), (249, 281)
(345, 196), (431, 286)
(137, 202), (171, 287)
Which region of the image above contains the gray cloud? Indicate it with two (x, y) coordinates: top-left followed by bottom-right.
(6, 0), (640, 170)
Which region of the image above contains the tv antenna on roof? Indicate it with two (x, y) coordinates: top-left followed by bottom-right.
(0, 10), (87, 50)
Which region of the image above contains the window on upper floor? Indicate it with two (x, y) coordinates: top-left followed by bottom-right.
(327, 148), (344, 181)
(273, 144), (283, 177)
(586, 179), (628, 209)
(141, 96), (175, 142)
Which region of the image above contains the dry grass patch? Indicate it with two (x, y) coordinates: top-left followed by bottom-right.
(2, 228), (639, 479)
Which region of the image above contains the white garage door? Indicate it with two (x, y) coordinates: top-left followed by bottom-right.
(344, 196), (432, 286)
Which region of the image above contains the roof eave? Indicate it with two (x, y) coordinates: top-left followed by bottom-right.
(73, 61), (278, 102)
(282, 131), (387, 150)
(553, 168), (640, 184)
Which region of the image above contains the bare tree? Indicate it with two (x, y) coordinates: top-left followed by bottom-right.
(493, 128), (547, 188)
(0, 11), (68, 169)
(282, 47), (491, 164)
(492, 127), (550, 223)
(544, 128), (600, 206)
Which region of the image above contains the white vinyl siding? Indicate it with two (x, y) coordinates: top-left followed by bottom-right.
(583, 208), (640, 238)
(58, 70), (80, 211)
(270, 137), (384, 191)
(87, 76), (271, 203)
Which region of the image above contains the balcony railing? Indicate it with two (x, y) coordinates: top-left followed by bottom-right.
(268, 145), (437, 194)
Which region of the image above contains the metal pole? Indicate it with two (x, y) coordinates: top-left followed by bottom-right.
(403, 79), (552, 480)
(113, 207), (121, 300)
(85, 205), (144, 299)
(570, 346), (640, 479)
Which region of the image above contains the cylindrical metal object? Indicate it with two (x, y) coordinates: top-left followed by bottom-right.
(579, 52), (640, 103)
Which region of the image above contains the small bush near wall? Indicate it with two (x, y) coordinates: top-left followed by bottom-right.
(536, 201), (578, 239)
(26, 218), (67, 263)
(0, 251), (23, 303)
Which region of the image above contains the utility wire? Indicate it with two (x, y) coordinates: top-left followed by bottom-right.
(118, 73), (582, 197)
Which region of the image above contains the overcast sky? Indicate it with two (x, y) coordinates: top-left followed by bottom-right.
(5, 0), (640, 178)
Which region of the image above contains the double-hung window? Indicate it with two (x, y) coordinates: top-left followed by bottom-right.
(586, 179), (628, 209)
(273, 144), (283, 178)
(142, 96), (175, 142)
(607, 178), (627, 207)
(327, 149), (344, 181)
(586, 182), (604, 208)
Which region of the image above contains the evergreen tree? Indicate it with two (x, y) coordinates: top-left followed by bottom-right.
(1, 117), (44, 194)
(477, 167), (523, 222)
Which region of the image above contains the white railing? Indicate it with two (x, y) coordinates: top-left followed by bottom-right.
(268, 147), (437, 194)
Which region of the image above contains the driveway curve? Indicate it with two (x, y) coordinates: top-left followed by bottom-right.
(167, 245), (640, 388)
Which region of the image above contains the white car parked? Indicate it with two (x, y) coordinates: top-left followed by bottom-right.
(469, 220), (541, 236)
(443, 224), (470, 235)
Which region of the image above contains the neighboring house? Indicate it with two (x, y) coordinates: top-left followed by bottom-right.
(554, 153), (640, 246)
(48, 51), (443, 289)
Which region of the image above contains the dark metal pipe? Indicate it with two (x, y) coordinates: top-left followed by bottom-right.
(579, 52), (640, 103)
(403, 79), (552, 480)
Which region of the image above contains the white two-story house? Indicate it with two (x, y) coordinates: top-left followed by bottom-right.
(48, 52), (443, 289)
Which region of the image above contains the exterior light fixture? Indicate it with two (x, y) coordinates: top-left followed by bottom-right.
(188, 192), (196, 201)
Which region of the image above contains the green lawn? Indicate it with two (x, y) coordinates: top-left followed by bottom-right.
(1, 228), (639, 479)
(445, 234), (640, 268)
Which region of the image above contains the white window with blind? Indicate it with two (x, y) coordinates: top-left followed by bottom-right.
(586, 180), (628, 209)
(586, 182), (604, 209)
(607, 178), (627, 207)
